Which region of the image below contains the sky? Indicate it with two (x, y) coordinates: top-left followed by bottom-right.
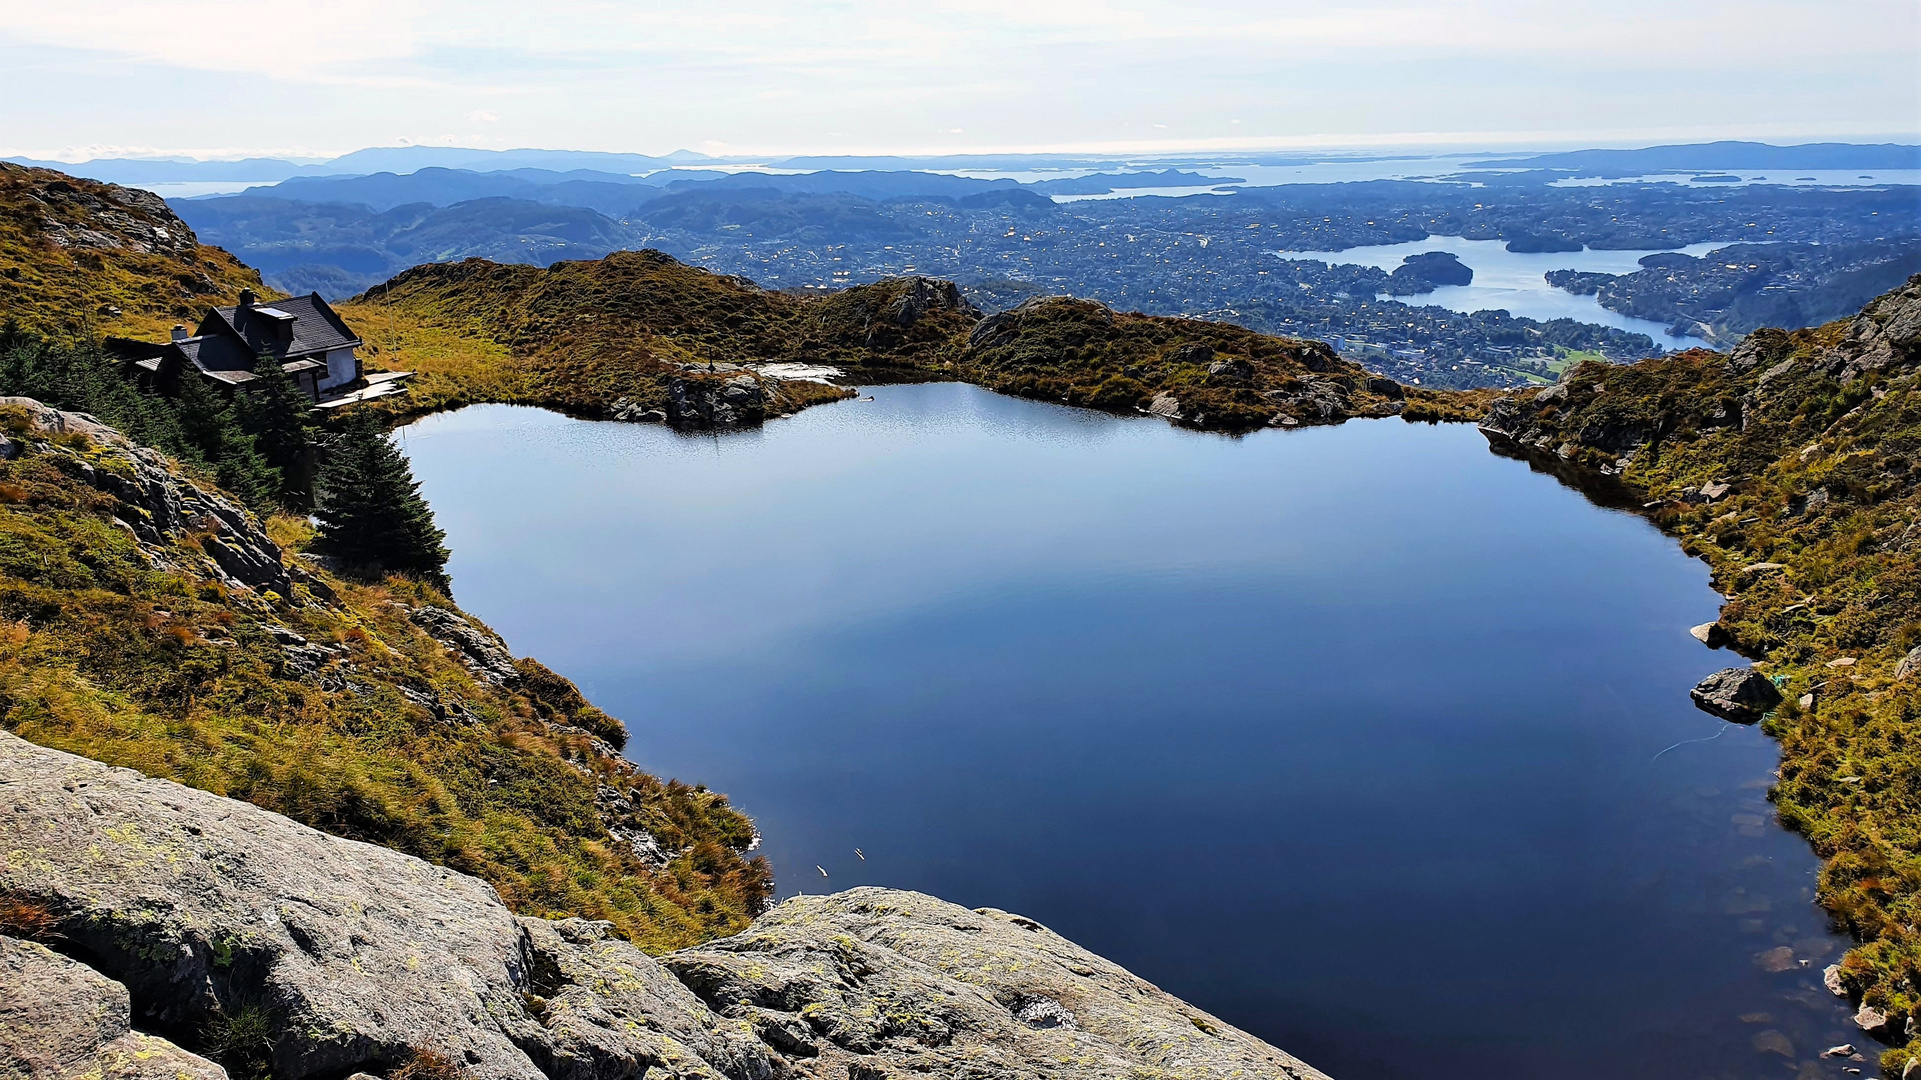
(1, 0), (1916, 162)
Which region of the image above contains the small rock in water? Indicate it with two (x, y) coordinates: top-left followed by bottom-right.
(1690, 622), (1731, 647)
(1751, 1029), (1796, 1058)
(1754, 946), (1797, 972)
(1853, 1004), (1892, 1036)
(1822, 1044), (1857, 1058)
(1690, 667), (1782, 722)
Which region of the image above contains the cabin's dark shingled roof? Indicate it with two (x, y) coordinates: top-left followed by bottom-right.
(196, 293), (361, 362)
(172, 334), (253, 372)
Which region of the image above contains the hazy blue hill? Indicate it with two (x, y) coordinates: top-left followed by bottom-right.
(0, 155), (317, 184)
(662, 169), (1019, 200)
(232, 165), (1254, 209)
(1469, 140), (1921, 174)
(954, 188), (1058, 212)
(173, 194), (648, 298)
(230, 167), (698, 216)
(636, 188), (919, 243)
(318, 145), (712, 175)
(251, 168), (550, 209)
(1026, 169), (1241, 194)
(770, 153), (1111, 170)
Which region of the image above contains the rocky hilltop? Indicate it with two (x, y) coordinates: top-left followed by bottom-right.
(1, 731), (1329, 1080)
(341, 249), (1444, 432)
(0, 163), (266, 340)
(1480, 276), (1921, 1073)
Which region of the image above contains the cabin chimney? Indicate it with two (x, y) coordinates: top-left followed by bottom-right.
(170, 324), (188, 342)
(237, 288), (256, 307)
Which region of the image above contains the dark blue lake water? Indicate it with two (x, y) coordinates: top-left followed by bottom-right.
(400, 384), (1861, 1080)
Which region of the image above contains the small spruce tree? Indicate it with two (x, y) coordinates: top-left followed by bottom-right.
(175, 376), (280, 510)
(313, 409), (449, 590)
(237, 356), (317, 507)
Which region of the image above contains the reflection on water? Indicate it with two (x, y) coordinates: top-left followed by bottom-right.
(400, 386), (1863, 1080)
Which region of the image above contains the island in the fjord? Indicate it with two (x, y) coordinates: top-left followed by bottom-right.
(5, 159), (1921, 1078)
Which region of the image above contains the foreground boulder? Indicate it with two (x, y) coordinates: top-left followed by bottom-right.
(665, 889), (1327, 1080)
(0, 732), (1329, 1079)
(0, 936), (226, 1079)
(1690, 666), (1783, 722)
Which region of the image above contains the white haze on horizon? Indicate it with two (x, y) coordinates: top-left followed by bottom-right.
(0, 0), (1915, 161)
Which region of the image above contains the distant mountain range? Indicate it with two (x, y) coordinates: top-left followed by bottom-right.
(1468, 140), (1921, 175)
(0, 146), (721, 185)
(12, 139), (1916, 188)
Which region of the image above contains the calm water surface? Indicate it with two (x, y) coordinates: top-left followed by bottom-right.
(400, 386), (1862, 1080)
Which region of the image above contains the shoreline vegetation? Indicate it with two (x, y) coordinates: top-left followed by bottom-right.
(1480, 278), (1921, 1072)
(5, 159), (1921, 1071)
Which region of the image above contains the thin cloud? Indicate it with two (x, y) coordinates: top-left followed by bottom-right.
(0, 0), (1911, 158)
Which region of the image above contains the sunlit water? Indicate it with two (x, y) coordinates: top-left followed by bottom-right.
(400, 386), (1862, 1080)
(1276, 235), (1728, 350)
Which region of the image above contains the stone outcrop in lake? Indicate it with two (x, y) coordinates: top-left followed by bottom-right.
(666, 366), (771, 429)
(1689, 666), (1782, 722)
(0, 731), (1330, 1080)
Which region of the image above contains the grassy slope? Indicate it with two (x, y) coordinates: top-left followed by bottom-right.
(0, 163), (267, 340)
(340, 251), (1457, 430)
(0, 403), (770, 952)
(1480, 277), (1921, 1067)
(339, 252), (971, 420)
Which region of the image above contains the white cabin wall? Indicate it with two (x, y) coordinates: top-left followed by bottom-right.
(319, 347), (358, 391)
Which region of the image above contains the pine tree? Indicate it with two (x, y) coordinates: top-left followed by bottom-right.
(314, 410), (449, 590)
(236, 356), (317, 507)
(176, 376), (280, 511)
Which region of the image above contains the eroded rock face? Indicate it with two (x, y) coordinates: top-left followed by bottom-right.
(0, 731), (777, 1080)
(663, 889), (1332, 1080)
(0, 936), (227, 1080)
(1690, 666), (1783, 722)
(882, 277), (976, 332)
(0, 396), (293, 598)
(0, 732), (1330, 1080)
(23, 176), (198, 257)
(666, 372), (768, 428)
(404, 605), (522, 687)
